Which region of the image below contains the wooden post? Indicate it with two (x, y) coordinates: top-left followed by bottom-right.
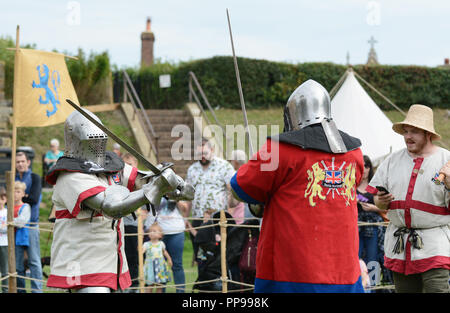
(137, 208), (144, 293)
(6, 25), (20, 294)
(220, 210), (227, 293)
(6, 171), (16, 293)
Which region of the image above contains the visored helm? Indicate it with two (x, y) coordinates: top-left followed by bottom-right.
(64, 108), (108, 167)
(284, 79), (331, 131)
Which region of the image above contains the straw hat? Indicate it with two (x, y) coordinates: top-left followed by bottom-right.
(392, 104), (441, 141)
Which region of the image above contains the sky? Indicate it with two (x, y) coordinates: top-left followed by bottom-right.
(1, 0), (450, 69)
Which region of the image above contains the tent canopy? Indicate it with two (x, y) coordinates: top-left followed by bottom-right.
(330, 69), (405, 166)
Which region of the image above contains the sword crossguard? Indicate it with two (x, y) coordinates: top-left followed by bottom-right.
(139, 162), (174, 181)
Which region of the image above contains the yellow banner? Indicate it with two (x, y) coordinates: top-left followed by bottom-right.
(14, 48), (78, 127)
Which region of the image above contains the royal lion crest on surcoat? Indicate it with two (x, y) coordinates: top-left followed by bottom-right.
(305, 157), (357, 207)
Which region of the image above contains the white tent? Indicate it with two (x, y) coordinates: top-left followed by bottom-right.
(330, 69), (405, 166)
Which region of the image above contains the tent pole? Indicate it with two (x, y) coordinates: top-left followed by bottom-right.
(353, 70), (407, 116)
(329, 67), (350, 99)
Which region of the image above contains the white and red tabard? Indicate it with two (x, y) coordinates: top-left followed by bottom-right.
(47, 163), (138, 290)
(367, 147), (450, 275)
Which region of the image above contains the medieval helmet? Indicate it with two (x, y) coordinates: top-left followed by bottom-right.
(64, 108), (108, 167)
(284, 79), (331, 131)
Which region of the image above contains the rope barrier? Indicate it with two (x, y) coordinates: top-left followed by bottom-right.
(0, 273), (13, 282)
(366, 284), (396, 291)
(3, 209), (397, 293)
(125, 277), (223, 291)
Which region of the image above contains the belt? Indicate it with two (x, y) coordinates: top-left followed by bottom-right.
(392, 227), (424, 254)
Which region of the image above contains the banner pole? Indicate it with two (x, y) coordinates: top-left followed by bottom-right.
(7, 25), (20, 293)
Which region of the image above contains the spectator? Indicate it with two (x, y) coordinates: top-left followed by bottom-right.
(15, 151), (43, 293)
(145, 197), (187, 293)
(367, 104), (450, 293)
(12, 181), (31, 293)
(113, 143), (122, 157)
(189, 210), (244, 292)
(121, 153), (140, 293)
(43, 138), (64, 169)
(178, 138), (235, 268)
(237, 218), (260, 290)
(143, 222), (172, 293)
(0, 187), (8, 293)
(356, 156), (386, 277)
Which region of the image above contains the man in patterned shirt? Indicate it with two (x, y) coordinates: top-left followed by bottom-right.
(178, 138), (235, 265)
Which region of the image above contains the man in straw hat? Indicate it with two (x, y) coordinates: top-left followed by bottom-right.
(366, 104), (450, 293)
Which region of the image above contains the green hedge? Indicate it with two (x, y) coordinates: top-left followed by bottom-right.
(66, 48), (112, 106)
(114, 56), (306, 109)
(0, 37), (112, 106)
(2, 37), (449, 111)
(0, 37), (36, 100)
(352, 65), (450, 110)
(114, 56), (450, 110)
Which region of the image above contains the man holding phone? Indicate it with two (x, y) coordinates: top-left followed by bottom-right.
(366, 104), (450, 293)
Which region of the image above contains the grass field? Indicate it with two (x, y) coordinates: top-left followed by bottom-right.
(206, 107), (450, 156)
(15, 106), (449, 292)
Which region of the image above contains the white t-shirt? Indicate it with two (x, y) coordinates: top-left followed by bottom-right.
(145, 198), (185, 235)
(0, 208), (7, 246)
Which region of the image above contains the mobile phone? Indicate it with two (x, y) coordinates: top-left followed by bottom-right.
(376, 186), (389, 195)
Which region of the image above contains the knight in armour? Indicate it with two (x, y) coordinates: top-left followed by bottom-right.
(230, 80), (366, 292)
(45, 108), (194, 293)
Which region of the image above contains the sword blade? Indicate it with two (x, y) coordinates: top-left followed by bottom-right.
(226, 9), (254, 156)
(66, 99), (161, 175)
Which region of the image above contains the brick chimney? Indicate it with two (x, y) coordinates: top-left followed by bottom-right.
(141, 17), (155, 67)
(445, 58), (449, 65)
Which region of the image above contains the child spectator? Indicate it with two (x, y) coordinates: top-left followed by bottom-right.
(0, 187), (8, 293)
(144, 197), (187, 293)
(143, 222), (172, 293)
(13, 181), (31, 293)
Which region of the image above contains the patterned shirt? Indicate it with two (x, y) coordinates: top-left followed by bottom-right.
(186, 157), (235, 218)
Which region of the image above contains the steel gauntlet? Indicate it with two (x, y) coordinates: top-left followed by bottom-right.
(142, 167), (194, 207)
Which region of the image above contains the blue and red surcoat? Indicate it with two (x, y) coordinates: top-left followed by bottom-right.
(231, 135), (365, 293)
